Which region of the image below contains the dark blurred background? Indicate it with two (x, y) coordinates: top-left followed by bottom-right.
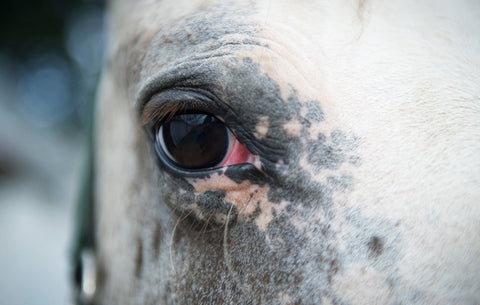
(0, 0), (105, 304)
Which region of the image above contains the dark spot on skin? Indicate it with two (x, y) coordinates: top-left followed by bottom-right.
(331, 130), (358, 151)
(224, 163), (266, 186)
(327, 175), (353, 193)
(348, 155), (362, 166)
(248, 201), (262, 221)
(304, 101), (324, 123)
(340, 208), (400, 271)
(304, 130), (359, 175)
(367, 236), (384, 257)
(135, 237), (143, 278)
(306, 135), (345, 172)
(196, 190), (232, 215)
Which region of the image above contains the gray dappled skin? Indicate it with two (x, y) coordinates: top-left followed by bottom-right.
(93, 1), (480, 304)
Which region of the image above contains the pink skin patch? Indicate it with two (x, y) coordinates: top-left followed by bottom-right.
(220, 135), (256, 166)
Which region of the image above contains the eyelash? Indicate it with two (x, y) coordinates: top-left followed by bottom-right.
(141, 89), (217, 127)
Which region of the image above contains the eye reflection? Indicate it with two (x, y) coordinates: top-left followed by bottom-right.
(157, 113), (230, 169)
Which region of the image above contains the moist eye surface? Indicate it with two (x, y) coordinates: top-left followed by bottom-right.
(157, 113), (230, 169)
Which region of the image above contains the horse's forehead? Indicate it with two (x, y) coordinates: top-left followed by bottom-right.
(109, 0), (352, 99)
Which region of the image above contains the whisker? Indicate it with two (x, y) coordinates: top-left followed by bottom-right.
(163, 204), (180, 243)
(200, 208), (217, 242)
(223, 204), (235, 277)
(168, 208), (194, 278)
(236, 191), (256, 222)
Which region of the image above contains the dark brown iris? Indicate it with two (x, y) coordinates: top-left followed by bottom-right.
(157, 113), (229, 169)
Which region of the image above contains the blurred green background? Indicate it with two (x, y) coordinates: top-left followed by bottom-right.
(0, 0), (105, 304)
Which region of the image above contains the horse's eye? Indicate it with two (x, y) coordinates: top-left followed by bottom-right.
(156, 113), (230, 169)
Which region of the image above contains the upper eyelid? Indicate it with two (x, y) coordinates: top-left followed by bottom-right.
(135, 59), (256, 147)
(134, 53), (239, 111)
(140, 88), (230, 128)
(135, 63), (200, 111)
(141, 89), (206, 125)
(136, 61), (225, 125)
(135, 60), (207, 108)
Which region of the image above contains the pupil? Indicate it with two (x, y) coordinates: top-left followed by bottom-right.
(158, 113), (229, 169)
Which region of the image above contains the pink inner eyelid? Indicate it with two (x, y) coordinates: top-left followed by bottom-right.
(220, 131), (256, 167)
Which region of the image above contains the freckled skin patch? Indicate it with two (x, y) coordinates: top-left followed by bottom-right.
(95, 3), (411, 305)
(136, 50), (402, 303)
(367, 236), (384, 258)
(188, 171), (275, 225)
(129, 47), (407, 304)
